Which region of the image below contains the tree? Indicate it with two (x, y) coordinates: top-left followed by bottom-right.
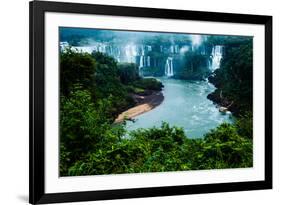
(60, 47), (96, 96)
(117, 62), (139, 84)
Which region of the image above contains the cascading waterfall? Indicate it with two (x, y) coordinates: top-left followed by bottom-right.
(97, 44), (106, 53)
(138, 45), (152, 76)
(65, 42), (196, 77)
(165, 57), (174, 77)
(141, 45), (145, 55)
(125, 44), (137, 63)
(147, 56), (150, 67)
(170, 45), (174, 53)
(140, 56), (144, 68)
(139, 45), (145, 69)
(175, 45), (179, 53)
(210, 45), (223, 71)
(72, 43), (139, 63)
(170, 45), (179, 54)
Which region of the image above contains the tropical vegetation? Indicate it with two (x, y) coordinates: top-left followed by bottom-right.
(59, 35), (253, 176)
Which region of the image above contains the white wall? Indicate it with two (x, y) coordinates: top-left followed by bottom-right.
(0, 0), (279, 204)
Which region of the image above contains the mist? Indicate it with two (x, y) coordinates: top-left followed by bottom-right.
(60, 27), (207, 47)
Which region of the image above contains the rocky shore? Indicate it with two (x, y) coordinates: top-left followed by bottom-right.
(207, 89), (238, 115)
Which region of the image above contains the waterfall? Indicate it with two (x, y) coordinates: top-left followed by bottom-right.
(138, 45), (145, 75)
(170, 45), (179, 53)
(70, 42), (184, 77)
(72, 43), (141, 64)
(180, 45), (190, 54)
(170, 45), (174, 53)
(175, 45), (179, 53)
(140, 55), (144, 68)
(165, 57), (174, 77)
(109, 46), (113, 56)
(147, 56), (150, 67)
(210, 45), (223, 71)
(141, 45), (145, 55)
(125, 45), (130, 62)
(114, 47), (121, 62)
(125, 44), (137, 63)
(170, 58), (174, 76)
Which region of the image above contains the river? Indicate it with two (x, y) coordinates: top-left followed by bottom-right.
(126, 78), (233, 138)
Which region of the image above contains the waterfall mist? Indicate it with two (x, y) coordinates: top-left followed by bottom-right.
(60, 28), (229, 78)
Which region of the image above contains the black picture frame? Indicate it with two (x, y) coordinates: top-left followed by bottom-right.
(29, 0), (272, 204)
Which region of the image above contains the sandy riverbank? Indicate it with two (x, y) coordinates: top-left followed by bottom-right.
(114, 91), (164, 123)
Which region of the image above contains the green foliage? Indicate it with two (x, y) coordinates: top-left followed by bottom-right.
(131, 78), (163, 91)
(196, 123), (253, 169)
(235, 112), (253, 139)
(59, 49), (166, 175)
(90, 51), (122, 99)
(59, 88), (118, 174)
(90, 52), (136, 117)
(66, 122), (252, 176)
(142, 66), (164, 77)
(176, 51), (210, 80)
(117, 63), (140, 84)
(60, 48), (96, 96)
(208, 38), (253, 116)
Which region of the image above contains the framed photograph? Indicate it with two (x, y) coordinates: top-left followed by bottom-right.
(29, 0), (272, 204)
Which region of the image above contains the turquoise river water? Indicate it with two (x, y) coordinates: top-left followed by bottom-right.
(126, 78), (233, 138)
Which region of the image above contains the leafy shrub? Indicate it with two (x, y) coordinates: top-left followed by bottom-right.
(132, 78), (163, 91)
(65, 122), (253, 176)
(195, 123), (253, 169)
(235, 112), (253, 138)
